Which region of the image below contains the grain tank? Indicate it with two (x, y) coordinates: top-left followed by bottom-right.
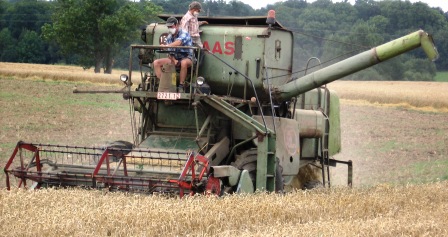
(4, 13), (438, 195)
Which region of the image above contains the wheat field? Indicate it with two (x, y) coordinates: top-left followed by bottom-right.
(0, 62), (126, 84)
(328, 80), (448, 113)
(1, 182), (447, 236)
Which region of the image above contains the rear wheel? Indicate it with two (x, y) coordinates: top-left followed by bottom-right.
(232, 149), (283, 192)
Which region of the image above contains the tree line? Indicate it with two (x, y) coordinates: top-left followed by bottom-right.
(0, 0), (447, 80)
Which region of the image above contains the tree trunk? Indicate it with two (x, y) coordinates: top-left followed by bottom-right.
(104, 51), (114, 74)
(94, 52), (103, 73)
(94, 62), (102, 73)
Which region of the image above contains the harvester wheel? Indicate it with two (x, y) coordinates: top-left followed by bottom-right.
(302, 180), (323, 190)
(232, 149), (284, 192)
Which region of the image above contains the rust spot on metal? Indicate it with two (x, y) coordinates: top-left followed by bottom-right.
(257, 131), (265, 142)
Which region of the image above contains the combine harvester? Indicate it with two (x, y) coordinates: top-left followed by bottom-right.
(4, 11), (438, 196)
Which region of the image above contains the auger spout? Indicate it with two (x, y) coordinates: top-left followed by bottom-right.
(273, 30), (438, 102)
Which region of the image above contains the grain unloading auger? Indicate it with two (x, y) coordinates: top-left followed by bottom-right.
(4, 13), (438, 196)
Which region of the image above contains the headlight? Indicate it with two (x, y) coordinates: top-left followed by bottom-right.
(120, 74), (129, 83)
(196, 76), (205, 86)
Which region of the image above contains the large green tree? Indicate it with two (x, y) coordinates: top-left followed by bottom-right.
(42, 0), (160, 73)
(16, 30), (46, 63)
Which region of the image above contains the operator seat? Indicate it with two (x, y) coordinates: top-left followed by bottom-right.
(159, 32), (203, 73)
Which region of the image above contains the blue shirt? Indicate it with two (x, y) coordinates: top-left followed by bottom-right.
(166, 29), (193, 60)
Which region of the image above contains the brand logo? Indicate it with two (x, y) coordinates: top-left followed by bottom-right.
(203, 41), (234, 55)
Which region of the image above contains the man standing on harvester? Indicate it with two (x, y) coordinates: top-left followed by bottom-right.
(180, 1), (208, 48)
(153, 16), (193, 92)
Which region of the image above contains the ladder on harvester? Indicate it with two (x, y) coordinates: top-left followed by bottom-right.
(320, 114), (353, 188)
(319, 88), (353, 188)
(320, 114), (331, 187)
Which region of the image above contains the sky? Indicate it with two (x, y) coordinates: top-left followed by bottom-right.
(233, 0), (448, 12)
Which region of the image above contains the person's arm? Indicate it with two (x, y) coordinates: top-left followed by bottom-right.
(165, 39), (182, 47)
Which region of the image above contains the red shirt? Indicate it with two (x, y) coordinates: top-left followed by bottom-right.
(180, 11), (201, 38)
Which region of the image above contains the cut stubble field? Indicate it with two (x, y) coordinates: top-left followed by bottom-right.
(1, 63), (448, 236)
(327, 81), (448, 186)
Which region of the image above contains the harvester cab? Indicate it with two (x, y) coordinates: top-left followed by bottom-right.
(4, 11), (438, 197)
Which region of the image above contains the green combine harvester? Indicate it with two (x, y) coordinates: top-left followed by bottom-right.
(4, 12), (438, 196)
